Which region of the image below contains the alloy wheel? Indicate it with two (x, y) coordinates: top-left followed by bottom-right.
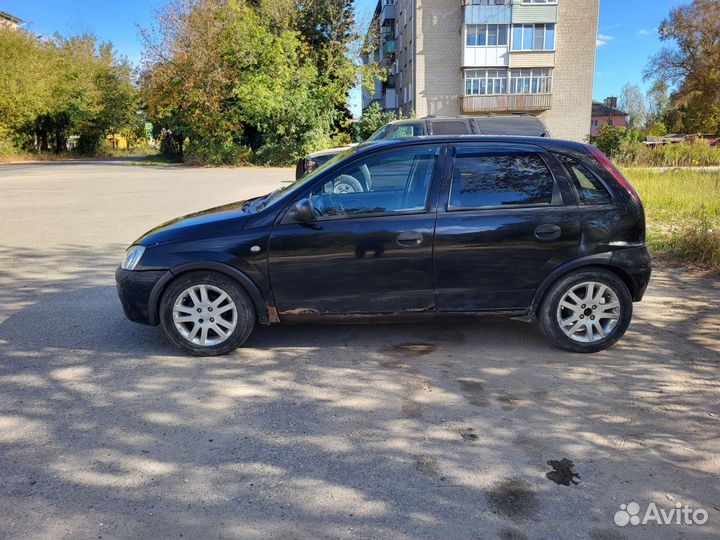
(172, 284), (237, 347)
(556, 281), (621, 343)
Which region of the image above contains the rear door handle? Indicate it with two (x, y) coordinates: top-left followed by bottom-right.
(534, 224), (562, 242)
(396, 231), (424, 247)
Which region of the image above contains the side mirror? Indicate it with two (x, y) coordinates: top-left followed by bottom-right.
(287, 198), (315, 223)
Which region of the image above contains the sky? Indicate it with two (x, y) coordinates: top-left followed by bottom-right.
(2, 0), (688, 116)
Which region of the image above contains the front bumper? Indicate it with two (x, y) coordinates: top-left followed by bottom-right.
(115, 267), (168, 325)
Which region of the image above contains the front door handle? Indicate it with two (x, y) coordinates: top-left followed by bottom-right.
(534, 224), (562, 242)
(396, 231), (424, 248)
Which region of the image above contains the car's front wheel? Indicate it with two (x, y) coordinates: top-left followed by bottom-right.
(538, 268), (633, 353)
(159, 271), (256, 356)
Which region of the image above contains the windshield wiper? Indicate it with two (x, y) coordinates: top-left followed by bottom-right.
(254, 187), (285, 210)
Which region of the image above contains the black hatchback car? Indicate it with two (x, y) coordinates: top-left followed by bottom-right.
(117, 136), (651, 356)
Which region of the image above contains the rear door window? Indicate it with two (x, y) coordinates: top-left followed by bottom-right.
(557, 154), (611, 205)
(449, 148), (555, 209)
(430, 121), (470, 135)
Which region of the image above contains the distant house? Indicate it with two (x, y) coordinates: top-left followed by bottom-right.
(0, 10), (23, 29)
(591, 97), (628, 136)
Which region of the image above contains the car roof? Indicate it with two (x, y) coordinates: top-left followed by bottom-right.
(352, 135), (586, 154)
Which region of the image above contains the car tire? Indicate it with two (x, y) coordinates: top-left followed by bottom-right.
(332, 174), (364, 194)
(538, 268), (633, 353)
(159, 271), (256, 356)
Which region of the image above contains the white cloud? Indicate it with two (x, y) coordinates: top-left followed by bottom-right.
(596, 34), (614, 47)
(637, 28), (651, 36)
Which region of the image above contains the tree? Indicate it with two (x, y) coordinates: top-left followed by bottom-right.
(644, 0), (720, 133)
(140, 0), (369, 165)
(589, 124), (625, 158)
(0, 27), (137, 154)
(618, 83), (646, 129)
(645, 82), (670, 123)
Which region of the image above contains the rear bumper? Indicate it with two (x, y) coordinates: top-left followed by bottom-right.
(115, 267), (168, 325)
(610, 245), (652, 301)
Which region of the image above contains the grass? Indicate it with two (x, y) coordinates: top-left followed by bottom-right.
(624, 168), (720, 271)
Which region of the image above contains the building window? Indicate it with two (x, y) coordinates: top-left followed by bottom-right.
(591, 119), (599, 128)
(511, 23), (555, 50)
(522, 0), (556, 3)
(466, 24), (509, 47)
(465, 69), (508, 95)
(466, 0), (510, 4)
(509, 68), (552, 94)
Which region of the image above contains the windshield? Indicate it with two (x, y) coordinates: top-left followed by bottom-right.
(367, 122), (425, 141)
(367, 124), (392, 141)
(256, 146), (361, 210)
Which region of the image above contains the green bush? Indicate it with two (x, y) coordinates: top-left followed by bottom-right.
(185, 136), (252, 166)
(353, 102), (411, 142)
(0, 136), (19, 158)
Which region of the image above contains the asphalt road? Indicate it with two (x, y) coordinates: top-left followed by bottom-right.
(0, 160), (718, 540)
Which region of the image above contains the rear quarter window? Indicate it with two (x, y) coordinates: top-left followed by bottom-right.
(430, 121), (470, 135)
(556, 153), (611, 205)
(449, 150), (555, 208)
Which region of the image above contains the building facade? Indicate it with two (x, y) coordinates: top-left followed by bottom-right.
(591, 97), (628, 136)
(362, 0), (599, 142)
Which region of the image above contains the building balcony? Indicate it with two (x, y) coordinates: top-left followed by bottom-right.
(380, 1), (396, 25)
(461, 93), (552, 113)
(511, 3), (558, 24)
(463, 3), (511, 25)
(383, 39), (396, 56)
(463, 45), (509, 68)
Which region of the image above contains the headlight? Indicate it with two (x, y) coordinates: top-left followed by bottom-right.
(121, 245), (145, 270)
(305, 158), (319, 173)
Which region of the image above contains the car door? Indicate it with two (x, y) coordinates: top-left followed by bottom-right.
(433, 143), (580, 311)
(268, 144), (445, 317)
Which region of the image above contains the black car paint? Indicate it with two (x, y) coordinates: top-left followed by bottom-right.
(117, 136), (651, 328)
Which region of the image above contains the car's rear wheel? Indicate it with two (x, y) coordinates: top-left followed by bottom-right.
(159, 271), (255, 356)
(538, 268), (633, 353)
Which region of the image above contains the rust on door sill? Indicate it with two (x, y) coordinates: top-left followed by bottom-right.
(266, 305), (280, 324)
(279, 308), (321, 316)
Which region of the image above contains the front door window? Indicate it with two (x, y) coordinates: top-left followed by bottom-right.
(306, 145), (440, 219)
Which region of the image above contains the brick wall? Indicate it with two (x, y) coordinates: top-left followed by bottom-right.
(538, 0), (599, 141)
(414, 0), (463, 117)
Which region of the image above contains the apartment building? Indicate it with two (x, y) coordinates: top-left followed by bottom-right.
(362, 0), (599, 141)
(0, 10), (23, 29)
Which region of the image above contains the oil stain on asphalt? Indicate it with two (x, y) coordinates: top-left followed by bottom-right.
(379, 343), (436, 368)
(456, 378), (491, 407)
(486, 478), (539, 520)
(546, 458), (580, 485)
(383, 343), (436, 357)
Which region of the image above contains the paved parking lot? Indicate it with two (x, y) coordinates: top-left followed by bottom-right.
(0, 160), (718, 540)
